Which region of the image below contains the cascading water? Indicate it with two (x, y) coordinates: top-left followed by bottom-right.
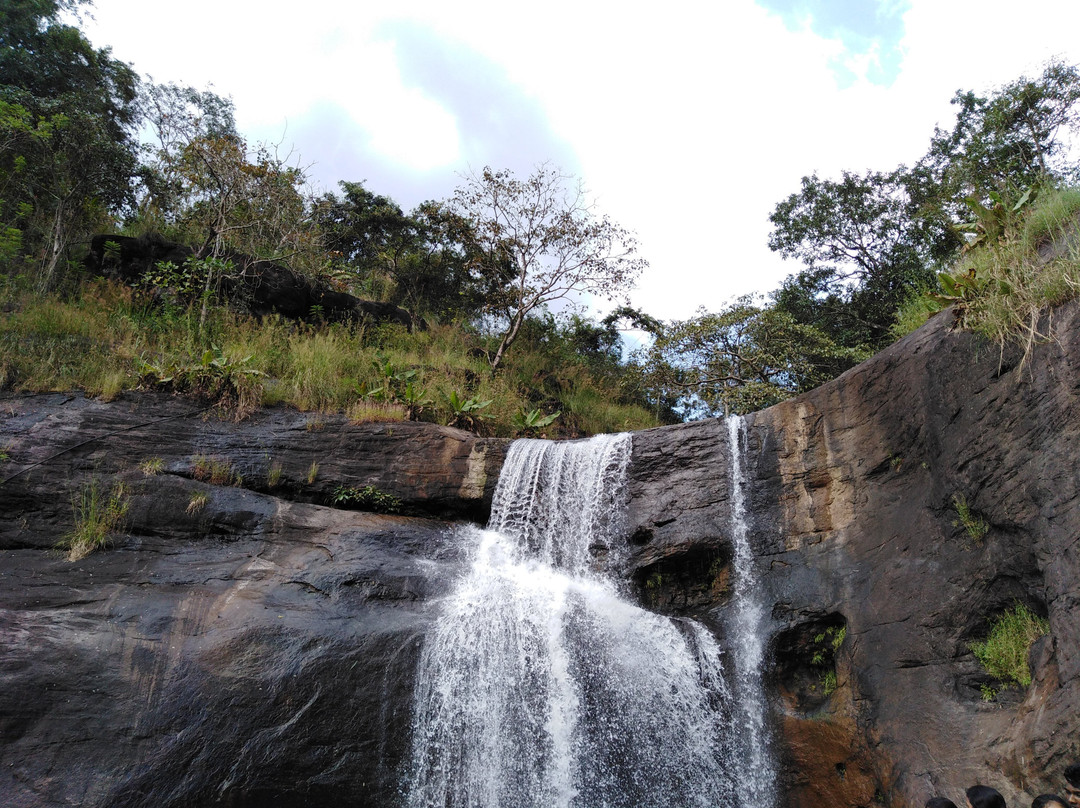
(725, 415), (775, 808)
(404, 430), (774, 808)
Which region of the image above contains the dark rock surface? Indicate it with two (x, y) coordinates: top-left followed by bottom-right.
(625, 302), (1080, 808)
(0, 394), (506, 807)
(85, 233), (416, 328)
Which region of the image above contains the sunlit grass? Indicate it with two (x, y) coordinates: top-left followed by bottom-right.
(0, 277), (660, 436)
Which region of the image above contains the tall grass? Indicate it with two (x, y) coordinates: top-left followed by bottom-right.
(61, 478), (129, 561)
(893, 186), (1080, 357)
(0, 276), (660, 436)
(970, 602), (1049, 688)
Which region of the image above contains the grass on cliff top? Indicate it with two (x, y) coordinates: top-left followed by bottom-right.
(0, 276), (660, 437)
(894, 185), (1080, 357)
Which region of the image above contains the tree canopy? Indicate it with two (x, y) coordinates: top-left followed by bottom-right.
(450, 164), (647, 372)
(0, 0), (140, 287)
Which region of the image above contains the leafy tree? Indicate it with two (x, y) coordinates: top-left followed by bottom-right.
(768, 169), (938, 355)
(922, 58), (1080, 207)
(0, 0), (140, 287)
(313, 183), (489, 321)
(136, 81), (237, 229)
(639, 296), (862, 418)
(767, 60), (1080, 376)
(450, 164), (647, 372)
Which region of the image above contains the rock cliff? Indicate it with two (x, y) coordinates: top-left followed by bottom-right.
(626, 302), (1080, 807)
(2, 299), (1079, 807)
(0, 397), (505, 807)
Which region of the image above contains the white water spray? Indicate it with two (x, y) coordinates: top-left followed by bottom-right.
(725, 415), (775, 808)
(405, 431), (774, 808)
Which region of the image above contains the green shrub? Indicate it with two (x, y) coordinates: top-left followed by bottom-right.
(330, 484), (402, 514)
(931, 186), (1080, 364)
(970, 602), (1049, 688)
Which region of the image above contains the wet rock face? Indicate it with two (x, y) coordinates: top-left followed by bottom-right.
(0, 393), (508, 807)
(625, 302), (1080, 808)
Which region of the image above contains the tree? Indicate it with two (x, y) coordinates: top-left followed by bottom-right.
(312, 183), (489, 322)
(767, 169), (938, 354)
(639, 297), (861, 418)
(922, 59), (1080, 206)
(136, 81), (238, 229)
(450, 164), (647, 372)
(0, 0), (140, 287)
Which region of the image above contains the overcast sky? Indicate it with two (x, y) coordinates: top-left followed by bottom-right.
(83, 0), (1080, 322)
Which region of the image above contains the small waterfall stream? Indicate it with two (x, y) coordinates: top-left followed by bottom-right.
(404, 430), (774, 808)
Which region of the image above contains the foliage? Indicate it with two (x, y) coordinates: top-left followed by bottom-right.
(61, 477), (128, 561)
(139, 457), (164, 476)
(313, 183), (485, 323)
(513, 407), (561, 433)
(0, 0), (140, 288)
(768, 58), (1080, 390)
(768, 168), (941, 358)
(444, 389), (493, 431)
(970, 602), (1049, 688)
(330, 484), (402, 514)
(450, 164), (647, 372)
(191, 455), (240, 486)
(923, 59), (1080, 207)
(896, 186), (1080, 359)
(952, 493), (989, 544)
(266, 460), (283, 489)
(639, 296), (865, 417)
(186, 491), (208, 515)
(135, 81), (237, 230)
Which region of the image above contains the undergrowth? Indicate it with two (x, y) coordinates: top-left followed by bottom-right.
(971, 602), (1049, 690)
(893, 186), (1080, 361)
(60, 478), (129, 561)
(0, 277), (660, 436)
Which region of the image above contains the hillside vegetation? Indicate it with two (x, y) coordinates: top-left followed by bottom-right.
(3, 2), (1080, 429)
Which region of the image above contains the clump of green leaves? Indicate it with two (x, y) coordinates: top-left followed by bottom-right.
(971, 602), (1049, 689)
(138, 344), (266, 416)
(952, 493), (989, 544)
(513, 407), (560, 433)
(443, 390), (493, 431)
(61, 479), (129, 561)
(807, 624), (846, 696)
(364, 356), (432, 420)
(330, 484), (402, 514)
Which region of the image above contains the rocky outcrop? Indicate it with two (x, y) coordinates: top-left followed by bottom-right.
(85, 233), (417, 328)
(625, 303), (1080, 807)
(0, 394), (506, 807)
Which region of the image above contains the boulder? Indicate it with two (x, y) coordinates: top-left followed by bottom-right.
(84, 234), (417, 329)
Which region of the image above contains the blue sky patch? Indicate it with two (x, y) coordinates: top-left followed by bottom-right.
(756, 0), (910, 86)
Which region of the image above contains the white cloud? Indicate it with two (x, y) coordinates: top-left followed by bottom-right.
(82, 0), (1080, 321)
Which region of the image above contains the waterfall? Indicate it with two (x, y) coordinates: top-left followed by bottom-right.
(725, 415), (775, 808)
(404, 431), (773, 808)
